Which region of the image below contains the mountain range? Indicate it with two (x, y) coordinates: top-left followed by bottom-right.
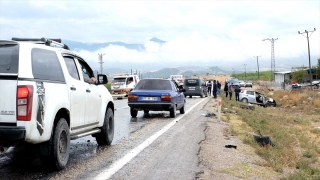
(62, 37), (231, 78)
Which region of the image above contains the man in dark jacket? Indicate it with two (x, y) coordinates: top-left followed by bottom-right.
(235, 86), (241, 101)
(223, 81), (228, 98)
(207, 80), (212, 96)
(213, 80), (217, 99)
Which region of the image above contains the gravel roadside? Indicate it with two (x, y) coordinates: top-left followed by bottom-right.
(197, 97), (282, 180)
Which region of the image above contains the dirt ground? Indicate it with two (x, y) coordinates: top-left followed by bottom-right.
(197, 97), (283, 180)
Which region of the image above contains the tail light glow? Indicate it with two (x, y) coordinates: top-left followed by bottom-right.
(161, 95), (172, 101)
(17, 85), (33, 121)
(128, 95), (138, 101)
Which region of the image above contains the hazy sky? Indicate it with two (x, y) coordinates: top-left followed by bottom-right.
(1, 0), (319, 72)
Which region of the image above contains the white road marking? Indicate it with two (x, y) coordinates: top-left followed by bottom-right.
(94, 98), (208, 180)
(115, 106), (129, 110)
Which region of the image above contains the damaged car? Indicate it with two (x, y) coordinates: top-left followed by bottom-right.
(239, 90), (276, 107)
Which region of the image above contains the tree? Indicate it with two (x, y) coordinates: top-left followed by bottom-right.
(291, 69), (307, 83)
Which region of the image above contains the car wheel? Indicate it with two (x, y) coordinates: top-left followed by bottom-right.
(130, 108), (138, 117)
(96, 108), (114, 146)
(170, 104), (176, 118)
(180, 105), (185, 114)
(144, 110), (149, 113)
(241, 98), (248, 103)
(189, 95), (192, 98)
(41, 117), (70, 170)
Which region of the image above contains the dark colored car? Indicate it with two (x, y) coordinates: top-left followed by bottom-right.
(183, 78), (208, 98)
(128, 79), (186, 118)
(227, 78), (240, 87)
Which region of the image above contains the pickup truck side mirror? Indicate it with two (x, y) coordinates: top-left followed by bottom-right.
(97, 74), (108, 84)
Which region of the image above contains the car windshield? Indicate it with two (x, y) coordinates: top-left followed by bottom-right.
(228, 78), (239, 83)
(135, 79), (172, 90)
(113, 78), (126, 83)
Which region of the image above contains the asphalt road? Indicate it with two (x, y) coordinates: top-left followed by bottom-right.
(0, 96), (210, 180)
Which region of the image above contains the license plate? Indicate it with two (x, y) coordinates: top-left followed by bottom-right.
(142, 97), (157, 101)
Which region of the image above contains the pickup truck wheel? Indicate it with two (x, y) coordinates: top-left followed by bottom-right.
(170, 105), (176, 118)
(180, 105), (185, 114)
(96, 108), (114, 146)
(241, 98), (248, 103)
(130, 108), (138, 117)
(41, 118), (70, 170)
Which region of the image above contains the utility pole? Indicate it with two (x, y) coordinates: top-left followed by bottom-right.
(98, 53), (105, 74)
(253, 55), (261, 80)
(298, 28), (316, 88)
(262, 38), (278, 81)
(243, 64), (247, 81)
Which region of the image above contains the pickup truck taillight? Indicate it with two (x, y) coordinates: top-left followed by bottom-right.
(161, 95), (172, 101)
(128, 95), (138, 101)
(17, 85), (33, 121)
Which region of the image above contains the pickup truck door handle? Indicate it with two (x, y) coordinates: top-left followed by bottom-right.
(86, 89), (91, 93)
(70, 87), (76, 91)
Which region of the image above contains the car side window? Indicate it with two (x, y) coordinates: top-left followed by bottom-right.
(31, 48), (65, 82)
(246, 91), (254, 95)
(77, 59), (92, 80)
(63, 57), (80, 80)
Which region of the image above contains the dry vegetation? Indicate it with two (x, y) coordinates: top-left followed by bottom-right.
(220, 87), (320, 179)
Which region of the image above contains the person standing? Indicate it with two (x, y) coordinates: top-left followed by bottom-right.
(217, 81), (221, 94)
(207, 80), (212, 96)
(213, 80), (217, 99)
(228, 83), (233, 100)
(223, 81), (228, 98)
(235, 85), (241, 101)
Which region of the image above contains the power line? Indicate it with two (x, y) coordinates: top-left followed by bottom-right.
(262, 38), (278, 81)
(298, 28), (316, 88)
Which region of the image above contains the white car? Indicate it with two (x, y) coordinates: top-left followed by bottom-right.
(239, 81), (245, 87)
(239, 90), (276, 107)
(0, 38), (115, 170)
(245, 81), (253, 88)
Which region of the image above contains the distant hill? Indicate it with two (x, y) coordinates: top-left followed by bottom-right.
(140, 66), (230, 79)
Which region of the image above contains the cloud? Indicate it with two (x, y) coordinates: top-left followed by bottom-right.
(1, 0), (319, 71)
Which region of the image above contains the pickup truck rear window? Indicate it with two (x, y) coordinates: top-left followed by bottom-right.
(31, 48), (65, 82)
(0, 44), (19, 74)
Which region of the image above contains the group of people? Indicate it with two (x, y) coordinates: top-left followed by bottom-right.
(206, 80), (221, 99)
(223, 81), (241, 101)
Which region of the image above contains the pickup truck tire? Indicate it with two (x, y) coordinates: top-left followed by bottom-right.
(96, 108), (114, 146)
(130, 107), (138, 117)
(41, 118), (70, 170)
(170, 104), (176, 118)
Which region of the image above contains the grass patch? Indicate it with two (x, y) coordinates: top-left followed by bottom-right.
(220, 89), (320, 179)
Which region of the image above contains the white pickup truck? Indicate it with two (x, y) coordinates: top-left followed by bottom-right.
(0, 38), (115, 170)
(111, 74), (140, 98)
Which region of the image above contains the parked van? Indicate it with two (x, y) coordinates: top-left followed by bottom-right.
(183, 78), (208, 98)
(111, 74), (140, 96)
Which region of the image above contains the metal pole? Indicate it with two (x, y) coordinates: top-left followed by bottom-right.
(253, 55), (260, 80)
(298, 28), (316, 88)
(243, 64), (247, 81)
